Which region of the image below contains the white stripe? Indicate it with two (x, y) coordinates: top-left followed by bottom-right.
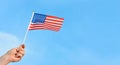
(45, 20), (63, 24)
(46, 17), (64, 21)
(30, 24), (62, 27)
(44, 23), (62, 27)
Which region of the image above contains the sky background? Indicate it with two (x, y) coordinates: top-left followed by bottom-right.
(0, 0), (120, 65)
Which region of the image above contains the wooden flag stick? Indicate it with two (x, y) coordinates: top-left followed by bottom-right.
(22, 12), (34, 43)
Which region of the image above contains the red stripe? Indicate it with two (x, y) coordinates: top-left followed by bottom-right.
(29, 23), (62, 28)
(46, 18), (64, 22)
(45, 21), (63, 24)
(45, 19), (63, 22)
(30, 23), (44, 25)
(44, 26), (60, 31)
(29, 27), (59, 30)
(29, 27), (59, 31)
(28, 26), (44, 29)
(44, 25), (60, 30)
(29, 26), (44, 28)
(29, 24), (61, 29)
(45, 25), (61, 28)
(45, 20), (63, 24)
(47, 16), (64, 20)
(29, 26), (43, 28)
(29, 25), (44, 27)
(44, 22), (62, 26)
(28, 27), (44, 29)
(29, 21), (62, 27)
(29, 28), (44, 30)
(29, 24), (60, 31)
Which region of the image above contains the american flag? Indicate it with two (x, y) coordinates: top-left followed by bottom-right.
(28, 13), (64, 31)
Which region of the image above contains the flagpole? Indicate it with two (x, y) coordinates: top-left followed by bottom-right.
(22, 12), (34, 43)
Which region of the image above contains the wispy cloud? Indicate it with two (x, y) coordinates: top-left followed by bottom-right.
(0, 32), (20, 56)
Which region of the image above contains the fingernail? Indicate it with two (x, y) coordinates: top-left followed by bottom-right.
(21, 44), (25, 48)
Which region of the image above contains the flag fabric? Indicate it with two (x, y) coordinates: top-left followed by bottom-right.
(28, 13), (64, 31)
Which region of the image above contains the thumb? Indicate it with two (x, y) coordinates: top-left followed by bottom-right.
(21, 44), (25, 49)
(18, 44), (25, 51)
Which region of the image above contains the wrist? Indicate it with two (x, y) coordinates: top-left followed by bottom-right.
(0, 54), (10, 65)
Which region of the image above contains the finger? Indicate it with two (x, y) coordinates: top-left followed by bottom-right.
(16, 48), (19, 52)
(19, 50), (25, 56)
(8, 48), (18, 54)
(18, 44), (25, 51)
(21, 44), (25, 49)
(16, 53), (23, 58)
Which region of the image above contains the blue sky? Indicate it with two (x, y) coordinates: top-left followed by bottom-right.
(0, 0), (120, 65)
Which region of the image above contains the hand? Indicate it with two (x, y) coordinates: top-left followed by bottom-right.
(7, 44), (25, 62)
(0, 44), (25, 65)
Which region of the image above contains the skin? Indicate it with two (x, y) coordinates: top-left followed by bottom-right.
(0, 44), (25, 65)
